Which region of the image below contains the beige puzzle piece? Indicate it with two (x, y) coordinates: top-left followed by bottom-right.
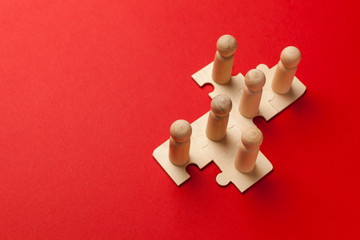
(256, 64), (306, 113)
(153, 108), (274, 192)
(201, 110), (273, 192)
(192, 62), (245, 101)
(152, 114), (212, 186)
(153, 61), (306, 192)
(215, 151), (273, 192)
(192, 62), (306, 120)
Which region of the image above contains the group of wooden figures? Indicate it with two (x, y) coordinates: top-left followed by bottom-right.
(169, 35), (301, 174)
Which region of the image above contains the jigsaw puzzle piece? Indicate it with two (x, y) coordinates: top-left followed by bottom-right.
(192, 62), (245, 101)
(202, 121), (243, 161)
(191, 62), (293, 122)
(201, 107), (260, 158)
(153, 113), (213, 186)
(257, 64), (306, 115)
(153, 140), (190, 185)
(202, 120), (273, 192)
(215, 150), (273, 192)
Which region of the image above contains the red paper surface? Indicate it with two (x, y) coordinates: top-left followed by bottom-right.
(0, 0), (359, 239)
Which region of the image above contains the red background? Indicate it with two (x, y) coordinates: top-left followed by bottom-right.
(0, 0), (359, 239)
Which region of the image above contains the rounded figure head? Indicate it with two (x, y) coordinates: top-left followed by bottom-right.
(170, 120), (192, 143)
(211, 94), (232, 117)
(216, 35), (237, 57)
(244, 69), (266, 92)
(241, 128), (263, 150)
(280, 46), (301, 69)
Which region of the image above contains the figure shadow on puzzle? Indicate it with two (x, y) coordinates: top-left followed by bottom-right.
(153, 34), (306, 193)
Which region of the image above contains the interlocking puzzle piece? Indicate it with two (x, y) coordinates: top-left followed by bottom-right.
(153, 61), (306, 193)
(215, 151), (273, 192)
(201, 112), (273, 192)
(256, 64), (306, 113)
(153, 110), (273, 191)
(192, 62), (306, 120)
(152, 114), (212, 186)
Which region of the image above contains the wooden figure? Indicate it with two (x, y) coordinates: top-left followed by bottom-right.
(234, 127), (263, 173)
(206, 94), (232, 141)
(239, 69), (266, 118)
(212, 35), (237, 84)
(271, 46), (301, 94)
(169, 119), (192, 166)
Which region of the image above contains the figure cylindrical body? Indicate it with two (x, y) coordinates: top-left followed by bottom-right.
(169, 120), (192, 166)
(206, 94), (232, 141)
(239, 87), (262, 118)
(239, 69), (266, 118)
(211, 35), (237, 85)
(206, 111), (229, 141)
(234, 128), (263, 173)
(212, 52), (234, 84)
(169, 137), (191, 166)
(271, 46), (301, 94)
